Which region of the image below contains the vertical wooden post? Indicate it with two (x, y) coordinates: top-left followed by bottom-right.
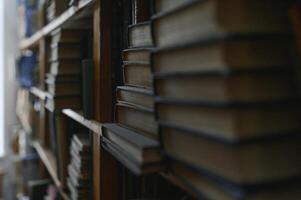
(93, 0), (119, 200)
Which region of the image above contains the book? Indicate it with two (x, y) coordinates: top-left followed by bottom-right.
(45, 95), (81, 112)
(152, 0), (292, 47)
(49, 43), (81, 62)
(122, 48), (151, 64)
(46, 73), (80, 83)
(117, 86), (154, 109)
(102, 123), (161, 164)
(46, 81), (80, 96)
(153, 0), (193, 14)
(123, 63), (152, 88)
(170, 162), (301, 200)
(81, 59), (94, 119)
(156, 101), (300, 141)
(51, 28), (84, 44)
(151, 37), (293, 74)
(128, 22), (153, 48)
(102, 137), (163, 175)
(161, 125), (301, 185)
(115, 102), (157, 139)
(132, 0), (152, 24)
(49, 60), (81, 76)
(154, 70), (297, 104)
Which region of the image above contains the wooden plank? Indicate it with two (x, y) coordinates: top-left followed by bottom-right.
(62, 109), (102, 135)
(30, 87), (47, 100)
(19, 0), (94, 50)
(93, 0), (118, 199)
(32, 142), (70, 200)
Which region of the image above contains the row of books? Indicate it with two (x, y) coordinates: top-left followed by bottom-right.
(101, 0), (163, 175)
(67, 134), (91, 200)
(152, 0), (301, 199)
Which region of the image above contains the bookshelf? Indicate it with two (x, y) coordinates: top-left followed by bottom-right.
(17, 0), (301, 199)
(62, 109), (102, 135)
(19, 0), (94, 50)
(32, 142), (70, 200)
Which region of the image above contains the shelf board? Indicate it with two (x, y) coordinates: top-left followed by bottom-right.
(32, 142), (70, 200)
(62, 109), (102, 135)
(20, 0), (94, 50)
(30, 87), (48, 100)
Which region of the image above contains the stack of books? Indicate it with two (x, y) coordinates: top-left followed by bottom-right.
(67, 134), (91, 200)
(45, 28), (83, 112)
(152, 0), (301, 199)
(46, 0), (69, 23)
(102, 0), (162, 175)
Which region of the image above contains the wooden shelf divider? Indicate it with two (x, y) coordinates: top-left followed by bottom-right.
(30, 87), (48, 100)
(19, 0), (94, 50)
(32, 141), (70, 200)
(62, 109), (103, 135)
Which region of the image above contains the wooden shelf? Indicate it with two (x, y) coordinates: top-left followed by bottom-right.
(62, 109), (102, 135)
(20, 0), (94, 50)
(30, 87), (48, 100)
(32, 141), (70, 200)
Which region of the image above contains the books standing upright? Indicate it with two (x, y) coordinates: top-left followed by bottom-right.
(152, 0), (301, 199)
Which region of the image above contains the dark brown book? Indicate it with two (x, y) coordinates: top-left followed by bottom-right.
(45, 95), (81, 111)
(46, 73), (80, 83)
(128, 22), (153, 48)
(154, 71), (297, 104)
(170, 162), (301, 200)
(46, 82), (80, 96)
(151, 38), (293, 74)
(157, 101), (301, 141)
(123, 63), (152, 88)
(117, 86), (154, 109)
(115, 102), (157, 139)
(132, 0), (151, 24)
(51, 28), (84, 44)
(102, 123), (161, 164)
(122, 48), (151, 64)
(152, 0), (291, 47)
(49, 43), (81, 62)
(49, 60), (81, 76)
(162, 125), (301, 185)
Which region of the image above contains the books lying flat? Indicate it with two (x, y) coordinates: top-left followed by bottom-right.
(102, 136), (163, 175)
(72, 134), (91, 154)
(51, 28), (84, 44)
(102, 123), (161, 164)
(50, 60), (81, 76)
(122, 48), (151, 64)
(154, 71), (297, 103)
(128, 22), (153, 48)
(50, 43), (81, 61)
(152, 0), (291, 47)
(123, 63), (152, 88)
(171, 162), (301, 200)
(151, 38), (292, 74)
(115, 102), (157, 139)
(117, 86), (154, 109)
(156, 101), (300, 140)
(45, 95), (81, 111)
(162, 125), (301, 185)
